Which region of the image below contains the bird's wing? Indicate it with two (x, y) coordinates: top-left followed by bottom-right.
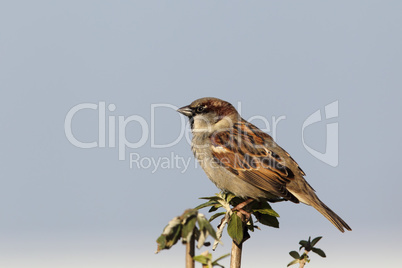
(210, 119), (303, 202)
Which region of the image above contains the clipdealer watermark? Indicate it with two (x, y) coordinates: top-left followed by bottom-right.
(129, 152), (195, 174)
(64, 101), (339, 173)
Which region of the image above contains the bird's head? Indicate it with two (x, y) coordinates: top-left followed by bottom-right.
(177, 97), (239, 134)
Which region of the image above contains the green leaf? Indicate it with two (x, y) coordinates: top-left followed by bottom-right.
(252, 208), (280, 217)
(161, 217), (181, 235)
(227, 213), (244, 244)
(155, 234), (166, 253)
(193, 255), (209, 265)
(203, 219), (218, 240)
(197, 214), (218, 240)
(155, 216), (183, 253)
(165, 224), (182, 248)
(197, 215), (207, 231)
(208, 205), (221, 213)
(156, 223), (182, 252)
(299, 240), (308, 246)
(197, 228), (207, 249)
(302, 237), (313, 251)
(289, 251), (300, 259)
(225, 193), (236, 203)
(287, 259), (300, 267)
(181, 216), (197, 242)
(254, 212), (279, 228)
(195, 200), (218, 210)
(209, 212), (226, 222)
(181, 209), (198, 219)
(311, 236), (322, 247)
(199, 196), (223, 201)
(299, 240), (308, 250)
(312, 247), (326, 258)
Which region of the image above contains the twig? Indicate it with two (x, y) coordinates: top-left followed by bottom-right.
(299, 250), (309, 268)
(201, 251), (210, 268)
(230, 239), (243, 268)
(213, 211), (231, 250)
(186, 235), (195, 268)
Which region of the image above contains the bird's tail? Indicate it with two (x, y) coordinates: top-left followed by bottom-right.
(312, 199), (352, 233)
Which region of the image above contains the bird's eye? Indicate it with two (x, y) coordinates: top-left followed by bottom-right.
(196, 106), (205, 113)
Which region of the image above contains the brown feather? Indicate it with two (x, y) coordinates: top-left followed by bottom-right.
(210, 119), (300, 203)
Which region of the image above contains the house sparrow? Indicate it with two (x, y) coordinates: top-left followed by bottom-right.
(178, 97), (351, 232)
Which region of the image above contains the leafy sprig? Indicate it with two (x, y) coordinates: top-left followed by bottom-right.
(287, 236), (326, 267)
(194, 251), (230, 268)
(156, 209), (218, 253)
(196, 192), (280, 246)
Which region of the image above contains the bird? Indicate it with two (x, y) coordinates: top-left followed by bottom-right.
(177, 97), (351, 232)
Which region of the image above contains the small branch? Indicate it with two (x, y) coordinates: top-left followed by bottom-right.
(201, 251), (210, 268)
(298, 250), (309, 268)
(186, 235), (195, 268)
(213, 211), (231, 250)
(230, 239), (243, 268)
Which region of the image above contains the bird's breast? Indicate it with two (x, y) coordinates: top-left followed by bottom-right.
(191, 133), (274, 200)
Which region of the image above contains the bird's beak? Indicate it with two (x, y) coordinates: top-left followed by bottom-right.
(177, 105), (193, 117)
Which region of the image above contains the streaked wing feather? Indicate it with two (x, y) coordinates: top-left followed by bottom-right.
(210, 120), (300, 202)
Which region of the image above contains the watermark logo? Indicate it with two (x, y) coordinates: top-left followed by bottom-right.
(64, 102), (150, 160)
(301, 101), (338, 167)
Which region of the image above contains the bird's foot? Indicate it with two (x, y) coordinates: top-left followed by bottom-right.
(232, 198), (254, 221)
(235, 208), (251, 221)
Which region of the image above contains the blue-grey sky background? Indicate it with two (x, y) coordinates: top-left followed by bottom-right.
(1, 1), (401, 267)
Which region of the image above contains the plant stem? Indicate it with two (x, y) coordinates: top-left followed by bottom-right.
(299, 250), (309, 268)
(201, 251), (210, 268)
(230, 239), (243, 268)
(186, 235), (195, 268)
(230, 212), (244, 268)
